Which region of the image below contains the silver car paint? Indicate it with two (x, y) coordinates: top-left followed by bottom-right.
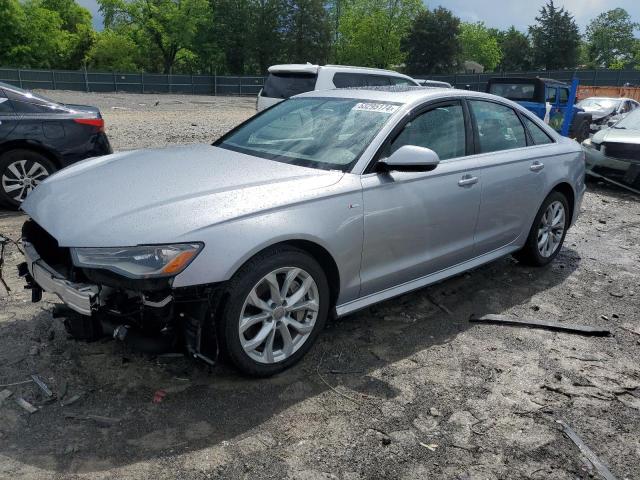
(22, 88), (585, 315)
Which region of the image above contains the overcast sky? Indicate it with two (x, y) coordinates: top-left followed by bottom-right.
(79, 0), (640, 33)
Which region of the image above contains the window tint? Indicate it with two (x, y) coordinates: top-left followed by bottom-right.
(390, 77), (415, 86)
(546, 88), (556, 103)
(522, 116), (554, 145)
(470, 100), (527, 153)
(558, 88), (569, 104)
(389, 103), (466, 160)
(489, 83), (535, 101)
(9, 99), (51, 114)
(332, 72), (368, 88)
(262, 73), (317, 99)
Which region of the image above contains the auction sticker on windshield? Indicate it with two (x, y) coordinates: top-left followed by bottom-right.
(352, 103), (400, 113)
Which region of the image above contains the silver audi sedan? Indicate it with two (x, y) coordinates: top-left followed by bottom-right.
(20, 86), (585, 376)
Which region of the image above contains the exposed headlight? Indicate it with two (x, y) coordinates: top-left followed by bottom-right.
(582, 138), (592, 147)
(71, 243), (203, 278)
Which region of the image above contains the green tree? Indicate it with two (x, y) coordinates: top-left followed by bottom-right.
(336, 0), (424, 69)
(18, 0), (69, 68)
(85, 29), (140, 71)
(98, 0), (210, 74)
(0, 0), (28, 67)
(210, 0), (252, 74)
(459, 22), (502, 72)
(402, 6), (460, 74)
(585, 8), (638, 68)
(252, 0), (287, 72)
(497, 27), (532, 72)
(529, 0), (580, 70)
(283, 0), (332, 64)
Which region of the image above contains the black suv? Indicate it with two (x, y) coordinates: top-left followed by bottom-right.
(0, 82), (112, 208)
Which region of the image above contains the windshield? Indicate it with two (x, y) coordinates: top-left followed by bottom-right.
(613, 108), (640, 130)
(217, 97), (400, 171)
(489, 83), (535, 101)
(577, 98), (619, 111)
(261, 72), (317, 99)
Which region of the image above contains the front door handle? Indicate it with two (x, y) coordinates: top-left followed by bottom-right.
(530, 161), (545, 172)
(458, 175), (478, 187)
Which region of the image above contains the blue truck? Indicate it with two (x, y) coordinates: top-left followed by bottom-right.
(487, 77), (592, 142)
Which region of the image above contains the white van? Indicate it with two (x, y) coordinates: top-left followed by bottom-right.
(256, 64), (420, 111)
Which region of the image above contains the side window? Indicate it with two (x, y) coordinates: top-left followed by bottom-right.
(389, 77), (414, 86)
(558, 88), (569, 105)
(620, 101), (631, 113)
(522, 115), (554, 145)
(546, 88), (556, 103)
(365, 75), (391, 87)
(389, 103), (466, 160)
(470, 100), (527, 153)
(332, 73), (368, 88)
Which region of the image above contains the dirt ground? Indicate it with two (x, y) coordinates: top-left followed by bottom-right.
(0, 92), (639, 480)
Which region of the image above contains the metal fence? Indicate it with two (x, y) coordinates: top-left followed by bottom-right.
(423, 69), (640, 92)
(0, 68), (264, 96)
(2, 66), (640, 96)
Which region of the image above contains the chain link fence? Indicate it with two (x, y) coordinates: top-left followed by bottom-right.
(2, 67), (639, 96)
(0, 68), (264, 96)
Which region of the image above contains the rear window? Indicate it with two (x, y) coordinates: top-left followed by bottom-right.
(489, 83), (536, 101)
(333, 72), (414, 89)
(262, 72), (317, 99)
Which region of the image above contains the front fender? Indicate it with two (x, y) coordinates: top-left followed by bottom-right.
(173, 176), (364, 305)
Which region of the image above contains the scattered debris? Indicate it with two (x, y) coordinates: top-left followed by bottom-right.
(620, 324), (640, 337)
(60, 393), (83, 407)
(556, 419), (618, 480)
(469, 314), (611, 336)
(608, 291), (624, 298)
(0, 379), (33, 388)
(429, 407), (442, 417)
(426, 294), (452, 315)
(152, 389), (167, 404)
(0, 389), (13, 405)
(419, 442), (438, 451)
(600, 315), (610, 321)
(30, 375), (54, 398)
(28, 345), (40, 356)
(15, 397), (39, 414)
(65, 413), (121, 427)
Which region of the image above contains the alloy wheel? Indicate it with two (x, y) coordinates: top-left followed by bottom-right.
(239, 267), (319, 364)
(537, 200), (565, 258)
(1, 159), (50, 203)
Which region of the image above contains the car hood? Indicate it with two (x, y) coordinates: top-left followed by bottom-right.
(592, 128), (640, 145)
(22, 144), (344, 247)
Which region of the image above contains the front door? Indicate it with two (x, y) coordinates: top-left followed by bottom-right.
(359, 101), (481, 297)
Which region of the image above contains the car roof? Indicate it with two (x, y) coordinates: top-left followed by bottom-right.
(267, 63), (413, 78)
(295, 85), (513, 108)
(580, 97), (629, 101)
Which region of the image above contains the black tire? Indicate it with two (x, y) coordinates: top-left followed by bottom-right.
(0, 149), (56, 209)
(514, 191), (570, 267)
(216, 246), (330, 377)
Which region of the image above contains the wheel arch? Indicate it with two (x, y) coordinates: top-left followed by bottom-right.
(226, 237), (341, 309)
(0, 140), (63, 169)
(549, 181), (575, 222)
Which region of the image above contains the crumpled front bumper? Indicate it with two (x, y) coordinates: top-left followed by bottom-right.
(22, 241), (99, 316)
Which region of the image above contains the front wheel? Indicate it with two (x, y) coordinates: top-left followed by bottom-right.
(514, 191), (570, 267)
(217, 246), (329, 377)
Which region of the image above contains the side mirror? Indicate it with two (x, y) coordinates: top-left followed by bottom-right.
(378, 145), (440, 172)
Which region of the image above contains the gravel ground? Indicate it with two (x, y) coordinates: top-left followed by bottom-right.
(0, 91), (639, 480)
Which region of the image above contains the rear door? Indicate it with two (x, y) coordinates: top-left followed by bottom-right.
(0, 90), (17, 140)
(468, 99), (547, 254)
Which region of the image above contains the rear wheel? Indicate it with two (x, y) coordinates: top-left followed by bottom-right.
(574, 119), (590, 143)
(217, 246), (329, 377)
(514, 191), (569, 267)
(0, 149), (55, 208)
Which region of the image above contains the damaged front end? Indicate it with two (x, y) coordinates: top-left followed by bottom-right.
(583, 138), (640, 194)
(18, 220), (219, 363)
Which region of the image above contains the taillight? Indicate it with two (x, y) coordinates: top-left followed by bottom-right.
(73, 118), (104, 132)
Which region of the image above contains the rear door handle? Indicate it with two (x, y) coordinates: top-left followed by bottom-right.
(458, 175), (478, 187)
(530, 161), (545, 172)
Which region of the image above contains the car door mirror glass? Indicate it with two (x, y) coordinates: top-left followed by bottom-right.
(379, 145), (440, 172)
